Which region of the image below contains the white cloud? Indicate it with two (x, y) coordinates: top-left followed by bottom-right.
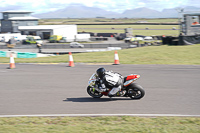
(138, 2), (145, 6)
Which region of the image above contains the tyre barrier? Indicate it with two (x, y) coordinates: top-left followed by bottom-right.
(0, 51), (37, 58)
(0, 51), (7, 57)
(17, 52), (37, 58)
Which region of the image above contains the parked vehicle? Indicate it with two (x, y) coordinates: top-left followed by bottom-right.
(59, 37), (67, 43)
(124, 37), (132, 43)
(151, 36), (162, 45)
(87, 73), (145, 99)
(24, 36), (43, 44)
(143, 36), (154, 45)
(130, 37), (144, 46)
(0, 33), (26, 43)
(70, 42), (84, 48)
(49, 35), (63, 43)
(58, 36), (74, 43)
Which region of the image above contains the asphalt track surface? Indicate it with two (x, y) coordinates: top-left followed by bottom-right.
(0, 64), (199, 116)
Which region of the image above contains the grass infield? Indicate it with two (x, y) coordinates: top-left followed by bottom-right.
(0, 116), (199, 133)
(1, 44), (200, 65)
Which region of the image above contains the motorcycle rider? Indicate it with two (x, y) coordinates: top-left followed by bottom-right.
(96, 67), (124, 97)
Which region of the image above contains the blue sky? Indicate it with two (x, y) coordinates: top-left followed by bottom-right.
(0, 0), (199, 14)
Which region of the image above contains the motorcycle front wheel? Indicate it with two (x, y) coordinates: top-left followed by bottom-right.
(87, 86), (103, 98)
(127, 83), (145, 99)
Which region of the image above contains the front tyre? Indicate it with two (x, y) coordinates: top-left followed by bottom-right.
(127, 83), (145, 99)
(87, 86), (103, 98)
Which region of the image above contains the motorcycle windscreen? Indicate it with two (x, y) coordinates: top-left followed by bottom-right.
(88, 73), (97, 86)
(89, 73), (97, 81)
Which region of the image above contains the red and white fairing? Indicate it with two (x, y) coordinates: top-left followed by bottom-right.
(124, 74), (140, 86)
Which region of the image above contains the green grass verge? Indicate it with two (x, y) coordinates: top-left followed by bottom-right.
(1, 44), (200, 65)
(78, 25), (179, 36)
(78, 24), (179, 29)
(39, 18), (179, 24)
(78, 29), (178, 36)
(0, 116), (199, 133)
(39, 18), (180, 36)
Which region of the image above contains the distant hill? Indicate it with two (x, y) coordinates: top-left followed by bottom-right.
(121, 7), (162, 18)
(33, 5), (200, 18)
(34, 5), (119, 18)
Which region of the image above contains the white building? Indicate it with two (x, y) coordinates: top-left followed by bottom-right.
(18, 25), (77, 40)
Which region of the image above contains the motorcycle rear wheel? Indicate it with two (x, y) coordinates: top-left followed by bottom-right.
(87, 86), (103, 98)
(127, 83), (145, 99)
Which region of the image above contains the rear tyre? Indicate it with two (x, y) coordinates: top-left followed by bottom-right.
(127, 83), (145, 99)
(87, 86), (103, 98)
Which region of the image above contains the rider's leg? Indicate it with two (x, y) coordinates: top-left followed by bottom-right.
(108, 85), (121, 97)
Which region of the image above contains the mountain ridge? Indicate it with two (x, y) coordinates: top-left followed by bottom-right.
(33, 5), (200, 18)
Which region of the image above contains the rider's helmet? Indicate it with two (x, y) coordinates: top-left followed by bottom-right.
(96, 67), (106, 79)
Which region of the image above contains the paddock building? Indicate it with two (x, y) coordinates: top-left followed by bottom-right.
(0, 10), (77, 39)
(18, 25), (77, 39)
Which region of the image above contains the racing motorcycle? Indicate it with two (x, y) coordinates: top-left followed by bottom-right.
(87, 73), (145, 99)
